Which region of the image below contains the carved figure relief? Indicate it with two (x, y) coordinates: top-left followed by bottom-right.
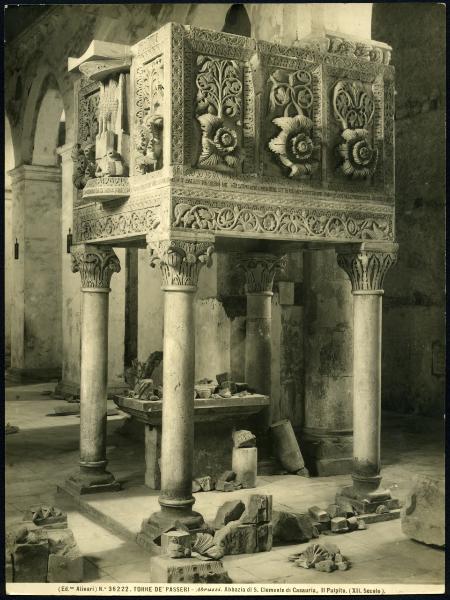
(268, 70), (319, 178)
(71, 142), (96, 190)
(195, 55), (242, 172)
(135, 56), (164, 174)
(332, 80), (378, 179)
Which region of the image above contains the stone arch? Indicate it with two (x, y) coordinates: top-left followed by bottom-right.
(20, 68), (66, 165)
(222, 4), (251, 37)
(31, 80), (65, 166)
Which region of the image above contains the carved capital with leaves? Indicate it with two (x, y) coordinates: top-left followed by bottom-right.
(148, 239), (215, 289)
(336, 243), (398, 293)
(234, 253), (287, 294)
(71, 244), (121, 289)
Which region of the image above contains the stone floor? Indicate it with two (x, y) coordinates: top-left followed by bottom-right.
(5, 381), (445, 585)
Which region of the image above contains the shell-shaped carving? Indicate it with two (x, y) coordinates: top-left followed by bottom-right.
(205, 544), (224, 559)
(192, 532), (215, 555)
(295, 543), (330, 569)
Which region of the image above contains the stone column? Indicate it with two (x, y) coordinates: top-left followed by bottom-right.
(140, 237), (214, 545)
(302, 248), (353, 476)
(65, 244), (121, 494)
(235, 253), (286, 421)
(335, 242), (399, 515)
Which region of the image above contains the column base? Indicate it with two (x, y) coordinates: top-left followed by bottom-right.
(301, 430), (353, 476)
(335, 484), (401, 523)
(138, 508), (205, 551)
(64, 468), (121, 495)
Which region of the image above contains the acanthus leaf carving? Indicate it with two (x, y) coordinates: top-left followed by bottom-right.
(148, 239), (214, 288)
(234, 253), (287, 293)
(71, 245), (121, 289)
(336, 246), (398, 292)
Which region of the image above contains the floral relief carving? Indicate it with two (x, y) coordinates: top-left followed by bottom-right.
(172, 201), (393, 241)
(148, 239), (214, 287)
(195, 55), (242, 172)
(234, 253), (287, 293)
(71, 245), (121, 289)
(268, 69), (319, 178)
(333, 80), (378, 179)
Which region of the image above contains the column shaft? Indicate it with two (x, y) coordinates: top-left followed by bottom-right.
(79, 291), (109, 465)
(160, 289), (195, 504)
(245, 292), (272, 396)
(353, 293), (382, 482)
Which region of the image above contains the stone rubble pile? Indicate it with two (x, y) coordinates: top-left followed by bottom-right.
(288, 542), (350, 572)
(6, 506), (83, 583)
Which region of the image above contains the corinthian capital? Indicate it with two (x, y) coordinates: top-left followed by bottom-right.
(336, 242), (398, 293)
(71, 244), (121, 289)
(148, 238), (214, 288)
(235, 253), (287, 293)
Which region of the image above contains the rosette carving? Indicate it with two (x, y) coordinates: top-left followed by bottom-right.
(71, 245), (121, 289)
(234, 253), (287, 293)
(148, 239), (214, 288)
(268, 69), (319, 178)
(333, 80), (378, 179)
(195, 55), (242, 172)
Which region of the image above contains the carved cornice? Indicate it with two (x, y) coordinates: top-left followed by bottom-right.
(234, 253), (287, 294)
(71, 244), (121, 289)
(336, 242), (398, 292)
(148, 239), (214, 289)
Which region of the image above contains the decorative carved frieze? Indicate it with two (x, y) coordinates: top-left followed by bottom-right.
(71, 142), (96, 191)
(234, 253), (287, 293)
(148, 239), (214, 288)
(172, 199), (393, 242)
(71, 244), (121, 289)
(336, 243), (398, 292)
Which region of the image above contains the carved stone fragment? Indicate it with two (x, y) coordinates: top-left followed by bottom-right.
(149, 555), (232, 583)
(214, 500), (246, 529)
(272, 510), (315, 544)
(240, 494), (272, 524)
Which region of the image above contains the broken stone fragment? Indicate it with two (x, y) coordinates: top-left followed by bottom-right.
(296, 467), (310, 477)
(232, 447), (257, 488)
(346, 516), (359, 531)
(255, 522), (273, 552)
(294, 543), (329, 569)
(218, 470), (236, 483)
(215, 480), (237, 492)
(196, 476), (215, 492)
(235, 382), (249, 393)
(232, 430), (256, 448)
(315, 559), (336, 572)
(308, 506), (330, 523)
(149, 555), (232, 583)
(326, 504), (348, 519)
(161, 530), (191, 559)
(337, 560), (350, 571)
(216, 372), (232, 386)
(192, 533), (224, 560)
(47, 549), (83, 583)
(6, 423), (20, 434)
(330, 517), (349, 533)
(272, 510), (315, 544)
(240, 494), (272, 524)
(401, 475), (444, 547)
(375, 504), (389, 514)
(214, 522), (256, 555)
(357, 519), (367, 530)
(47, 529), (77, 555)
(192, 480), (202, 493)
(214, 500), (246, 529)
(23, 505), (67, 529)
(13, 539), (49, 582)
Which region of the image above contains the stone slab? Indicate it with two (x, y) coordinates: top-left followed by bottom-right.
(150, 555), (232, 583)
(401, 475), (444, 547)
(214, 500), (245, 529)
(13, 541), (49, 582)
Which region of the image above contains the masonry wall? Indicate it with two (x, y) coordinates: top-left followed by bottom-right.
(372, 3), (446, 416)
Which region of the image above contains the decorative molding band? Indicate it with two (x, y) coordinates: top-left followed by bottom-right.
(147, 238), (214, 288)
(71, 244), (121, 289)
(74, 204), (161, 242)
(336, 242), (398, 292)
(234, 253), (287, 293)
(8, 164), (62, 184)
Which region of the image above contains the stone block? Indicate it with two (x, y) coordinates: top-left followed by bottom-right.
(232, 447), (257, 488)
(161, 531), (191, 558)
(326, 504), (348, 519)
(308, 506), (330, 523)
(330, 517), (348, 533)
(192, 480), (202, 493)
(232, 430), (256, 448)
(346, 516), (359, 531)
(150, 555), (232, 583)
(47, 551), (83, 583)
(215, 480), (239, 492)
(216, 372), (232, 386)
(13, 541), (49, 582)
(214, 522), (256, 555)
(196, 476), (215, 491)
(255, 522), (273, 552)
(241, 494), (272, 524)
(214, 500), (245, 529)
(401, 475), (444, 547)
(272, 510), (315, 544)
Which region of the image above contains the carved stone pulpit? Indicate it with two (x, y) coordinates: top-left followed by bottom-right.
(66, 24), (399, 542)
